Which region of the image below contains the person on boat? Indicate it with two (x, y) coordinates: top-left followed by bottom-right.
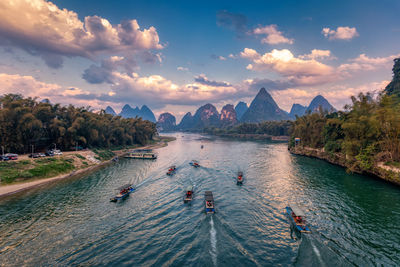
(207, 201), (212, 207)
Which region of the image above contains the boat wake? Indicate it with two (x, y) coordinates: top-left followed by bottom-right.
(209, 217), (217, 266)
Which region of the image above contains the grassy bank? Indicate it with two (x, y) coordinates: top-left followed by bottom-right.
(0, 158), (75, 184)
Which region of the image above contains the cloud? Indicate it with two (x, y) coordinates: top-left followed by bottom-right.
(247, 78), (294, 91)
(0, 0), (163, 68)
(82, 56), (138, 84)
(299, 49), (333, 60)
(322, 26), (358, 40)
(210, 54), (227, 61)
(270, 80), (390, 111)
(75, 72), (244, 109)
(216, 10), (247, 37)
(253, 25), (294, 45)
(338, 53), (400, 73)
(194, 74), (231, 87)
(177, 66), (189, 71)
(0, 73), (113, 109)
(241, 48), (335, 86)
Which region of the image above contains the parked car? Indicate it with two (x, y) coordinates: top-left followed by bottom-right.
(52, 149), (63, 155)
(29, 153), (40, 158)
(45, 151), (55, 156)
(0, 155), (10, 161)
(39, 153), (46, 157)
(5, 153), (18, 160)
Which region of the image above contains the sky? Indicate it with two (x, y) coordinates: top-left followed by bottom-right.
(0, 0), (399, 122)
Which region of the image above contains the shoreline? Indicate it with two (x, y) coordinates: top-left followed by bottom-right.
(0, 137), (174, 200)
(289, 146), (400, 186)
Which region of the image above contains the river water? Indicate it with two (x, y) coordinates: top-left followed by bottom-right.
(1, 133), (400, 266)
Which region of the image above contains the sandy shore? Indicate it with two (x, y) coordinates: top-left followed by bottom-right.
(0, 138), (173, 199)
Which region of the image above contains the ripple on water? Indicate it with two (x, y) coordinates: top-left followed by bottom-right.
(1, 134), (400, 266)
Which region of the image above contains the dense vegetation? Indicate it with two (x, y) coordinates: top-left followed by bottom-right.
(0, 94), (157, 154)
(290, 58), (400, 172)
(204, 120), (292, 136)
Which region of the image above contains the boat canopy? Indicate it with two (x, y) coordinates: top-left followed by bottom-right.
(131, 149), (153, 153)
(186, 186), (193, 192)
(205, 191), (214, 201)
(291, 204), (305, 217)
(117, 184), (132, 190)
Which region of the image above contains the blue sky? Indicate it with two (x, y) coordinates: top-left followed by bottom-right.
(0, 0), (399, 121)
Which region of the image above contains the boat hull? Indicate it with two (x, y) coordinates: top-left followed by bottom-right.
(110, 188), (135, 202)
(285, 207), (311, 233)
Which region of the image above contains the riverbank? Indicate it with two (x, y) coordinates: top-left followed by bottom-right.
(0, 136), (175, 199)
(290, 146), (400, 186)
(214, 133), (289, 141)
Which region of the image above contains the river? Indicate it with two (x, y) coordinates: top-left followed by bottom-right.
(1, 133), (400, 266)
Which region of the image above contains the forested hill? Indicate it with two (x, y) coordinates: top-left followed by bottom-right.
(0, 94), (157, 154)
(289, 58), (400, 175)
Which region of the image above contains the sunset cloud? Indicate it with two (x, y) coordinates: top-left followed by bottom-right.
(0, 0), (163, 68)
(241, 48), (335, 85)
(253, 25), (294, 45)
(322, 26), (359, 40)
(0, 73), (110, 108)
(299, 49), (333, 60)
(338, 53), (400, 73)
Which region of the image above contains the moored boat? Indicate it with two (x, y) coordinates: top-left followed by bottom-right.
(189, 160), (200, 168)
(183, 185), (194, 203)
(110, 184), (135, 202)
(125, 150), (157, 159)
(205, 191), (215, 214)
(166, 165), (177, 176)
(237, 171), (244, 185)
(286, 205), (311, 233)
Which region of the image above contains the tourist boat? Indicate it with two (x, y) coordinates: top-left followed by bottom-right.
(110, 184), (135, 202)
(183, 185), (194, 203)
(286, 205), (311, 233)
(124, 149), (157, 159)
(166, 165), (177, 176)
(205, 191), (215, 214)
(189, 160), (200, 168)
(237, 171), (244, 185)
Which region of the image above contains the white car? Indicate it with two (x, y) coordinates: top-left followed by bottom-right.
(52, 149), (63, 155)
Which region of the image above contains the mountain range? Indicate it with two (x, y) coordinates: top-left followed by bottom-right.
(103, 88), (336, 131)
(156, 88), (336, 131)
(105, 104), (156, 122)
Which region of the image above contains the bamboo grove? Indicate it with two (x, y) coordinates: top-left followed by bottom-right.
(0, 94), (157, 154)
(290, 58), (400, 172)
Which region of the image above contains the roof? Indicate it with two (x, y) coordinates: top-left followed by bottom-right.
(291, 204), (305, 217)
(131, 149), (152, 152)
(205, 191), (214, 201)
(117, 184), (132, 190)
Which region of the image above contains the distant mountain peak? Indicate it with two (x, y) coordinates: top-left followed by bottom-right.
(235, 101), (248, 121)
(220, 104), (237, 126)
(289, 103), (307, 118)
(306, 95), (336, 113)
(241, 88), (289, 122)
(105, 106), (117, 116)
(157, 112), (176, 132)
(118, 103), (156, 122)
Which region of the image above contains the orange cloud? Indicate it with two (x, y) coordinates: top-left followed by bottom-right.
(0, 0), (163, 68)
